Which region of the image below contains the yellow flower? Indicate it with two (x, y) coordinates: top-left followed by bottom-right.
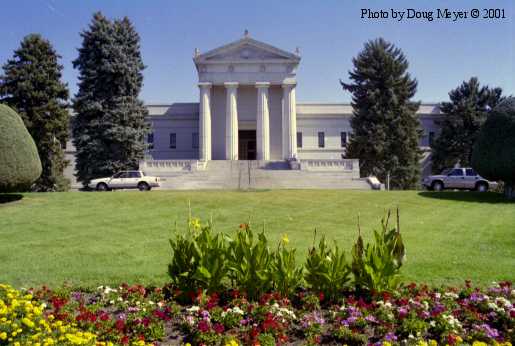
(383, 342), (392, 346)
(22, 317), (36, 328)
(281, 233), (289, 245)
(189, 218), (201, 230)
(0, 332), (7, 340)
(473, 342), (488, 346)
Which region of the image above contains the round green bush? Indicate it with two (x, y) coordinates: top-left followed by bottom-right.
(472, 97), (515, 198)
(0, 104), (42, 191)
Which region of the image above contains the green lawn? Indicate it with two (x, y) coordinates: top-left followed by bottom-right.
(0, 190), (513, 288)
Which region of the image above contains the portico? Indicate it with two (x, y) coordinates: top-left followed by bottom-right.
(193, 32), (301, 161)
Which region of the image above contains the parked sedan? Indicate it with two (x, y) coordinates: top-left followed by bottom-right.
(423, 167), (497, 192)
(88, 171), (160, 191)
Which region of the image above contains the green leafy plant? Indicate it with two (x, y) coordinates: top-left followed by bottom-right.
(304, 231), (351, 301)
(270, 234), (304, 297)
(168, 217), (228, 293)
(351, 209), (406, 292)
(226, 223), (273, 300)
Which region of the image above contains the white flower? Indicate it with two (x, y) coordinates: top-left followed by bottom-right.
(157, 302), (164, 308)
(444, 292), (459, 299)
(109, 300), (115, 305)
(117, 297), (123, 302)
(232, 306), (244, 315)
(187, 305), (200, 312)
(495, 297), (512, 309)
(148, 301), (155, 305)
(435, 292), (441, 299)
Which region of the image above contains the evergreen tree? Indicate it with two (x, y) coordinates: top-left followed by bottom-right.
(0, 34), (70, 191)
(431, 78), (503, 173)
(341, 38), (421, 189)
(72, 12), (148, 184)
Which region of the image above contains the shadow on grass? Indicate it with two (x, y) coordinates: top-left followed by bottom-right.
(0, 194), (23, 204)
(418, 191), (514, 204)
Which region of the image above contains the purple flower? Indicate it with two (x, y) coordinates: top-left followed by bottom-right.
(476, 323), (499, 339)
(384, 332), (397, 341)
(398, 306), (409, 318)
(117, 313), (127, 321)
(72, 291), (82, 301)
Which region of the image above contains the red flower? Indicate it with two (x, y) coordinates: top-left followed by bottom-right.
(115, 319), (125, 332)
(120, 335), (129, 345)
(213, 323), (225, 334)
(318, 292), (325, 302)
(198, 320), (210, 333)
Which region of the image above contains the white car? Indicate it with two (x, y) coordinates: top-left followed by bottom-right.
(88, 171), (160, 191)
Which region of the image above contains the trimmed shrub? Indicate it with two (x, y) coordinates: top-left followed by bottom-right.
(0, 104), (42, 192)
(472, 97), (515, 198)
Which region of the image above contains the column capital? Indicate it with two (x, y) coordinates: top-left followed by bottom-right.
(224, 82), (239, 89)
(282, 81), (297, 89)
(198, 82), (212, 89)
(255, 82), (270, 88)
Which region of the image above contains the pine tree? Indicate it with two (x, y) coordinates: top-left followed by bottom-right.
(0, 34), (70, 191)
(341, 38), (421, 189)
(72, 12), (148, 184)
(431, 78), (503, 173)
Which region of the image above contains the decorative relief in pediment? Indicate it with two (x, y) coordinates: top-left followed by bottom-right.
(204, 44), (291, 61)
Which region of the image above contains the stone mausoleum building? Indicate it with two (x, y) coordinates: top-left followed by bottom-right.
(66, 32), (442, 189)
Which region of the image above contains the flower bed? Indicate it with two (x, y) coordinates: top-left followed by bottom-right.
(1, 282), (513, 345)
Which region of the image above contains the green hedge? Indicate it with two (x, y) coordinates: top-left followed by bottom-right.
(0, 104), (42, 192)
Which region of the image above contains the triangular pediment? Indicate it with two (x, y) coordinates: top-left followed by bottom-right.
(195, 37), (300, 63)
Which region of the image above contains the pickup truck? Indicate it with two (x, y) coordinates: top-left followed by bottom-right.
(423, 168), (497, 192)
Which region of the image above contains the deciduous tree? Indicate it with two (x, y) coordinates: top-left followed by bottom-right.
(431, 78), (503, 173)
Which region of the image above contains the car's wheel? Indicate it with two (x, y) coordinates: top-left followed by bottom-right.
(476, 182), (488, 192)
(96, 182), (108, 191)
(432, 181), (444, 192)
(137, 182), (150, 191)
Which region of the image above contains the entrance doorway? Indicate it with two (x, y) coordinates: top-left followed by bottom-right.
(238, 130), (256, 160)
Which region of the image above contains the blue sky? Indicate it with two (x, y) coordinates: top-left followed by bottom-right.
(1, 0), (513, 104)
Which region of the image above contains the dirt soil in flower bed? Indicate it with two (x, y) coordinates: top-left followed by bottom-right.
(21, 281), (515, 345)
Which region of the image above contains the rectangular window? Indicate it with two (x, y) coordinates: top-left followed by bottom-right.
(341, 132), (347, 147)
(318, 132), (325, 148)
(297, 132), (302, 148)
(147, 133), (154, 150)
(429, 131), (435, 146)
(192, 132), (199, 149)
(169, 133), (176, 149)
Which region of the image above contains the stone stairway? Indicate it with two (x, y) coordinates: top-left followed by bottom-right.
(154, 160), (372, 190)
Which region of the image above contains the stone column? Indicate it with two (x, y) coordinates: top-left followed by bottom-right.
(224, 82), (239, 160)
(256, 82), (270, 161)
(282, 82), (297, 159)
(198, 82), (212, 161)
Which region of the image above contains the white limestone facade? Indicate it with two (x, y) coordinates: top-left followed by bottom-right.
(65, 33), (444, 188)
(144, 33), (443, 165)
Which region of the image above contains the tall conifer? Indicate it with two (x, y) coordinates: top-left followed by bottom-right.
(0, 34), (70, 191)
(341, 38), (421, 189)
(72, 12), (148, 184)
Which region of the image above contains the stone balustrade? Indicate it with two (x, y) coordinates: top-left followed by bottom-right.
(139, 160), (207, 172)
(298, 159), (360, 176)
